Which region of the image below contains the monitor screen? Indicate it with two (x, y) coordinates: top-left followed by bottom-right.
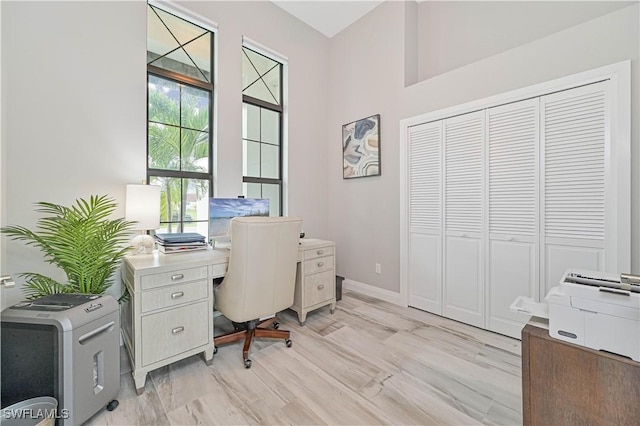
(209, 198), (270, 240)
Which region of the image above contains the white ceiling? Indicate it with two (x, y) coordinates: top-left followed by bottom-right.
(271, 1), (384, 38)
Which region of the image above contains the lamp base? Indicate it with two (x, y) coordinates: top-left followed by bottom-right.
(131, 234), (155, 255)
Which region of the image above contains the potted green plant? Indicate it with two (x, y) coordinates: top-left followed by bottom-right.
(1, 195), (134, 299)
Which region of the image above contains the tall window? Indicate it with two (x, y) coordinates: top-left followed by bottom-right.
(147, 4), (214, 234)
(241, 46), (283, 216)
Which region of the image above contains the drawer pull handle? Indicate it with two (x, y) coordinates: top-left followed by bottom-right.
(317, 250), (324, 255)
(317, 262), (324, 267)
(172, 326), (185, 335)
(171, 274), (184, 281)
(317, 284), (325, 290)
(171, 291), (184, 299)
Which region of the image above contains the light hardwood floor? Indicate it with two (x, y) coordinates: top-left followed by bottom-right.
(86, 290), (523, 425)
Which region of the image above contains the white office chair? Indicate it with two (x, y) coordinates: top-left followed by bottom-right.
(213, 216), (302, 368)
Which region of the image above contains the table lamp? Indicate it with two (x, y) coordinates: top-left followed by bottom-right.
(125, 183), (161, 254)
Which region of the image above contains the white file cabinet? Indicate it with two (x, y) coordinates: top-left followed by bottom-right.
(290, 239), (337, 325)
(121, 250), (228, 395)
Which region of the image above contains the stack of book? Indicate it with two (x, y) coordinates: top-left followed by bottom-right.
(155, 232), (207, 254)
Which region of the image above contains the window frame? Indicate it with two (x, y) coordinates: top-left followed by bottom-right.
(241, 46), (284, 216)
(146, 9), (215, 233)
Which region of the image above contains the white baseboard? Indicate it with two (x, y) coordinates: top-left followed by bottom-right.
(343, 279), (405, 306)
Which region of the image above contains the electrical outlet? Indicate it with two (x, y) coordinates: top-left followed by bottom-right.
(375, 263), (382, 274)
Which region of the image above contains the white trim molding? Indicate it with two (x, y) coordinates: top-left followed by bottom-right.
(242, 36), (288, 64)
(343, 279), (405, 306)
(148, 1), (218, 33)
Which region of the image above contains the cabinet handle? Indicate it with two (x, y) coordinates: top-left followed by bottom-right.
(317, 284), (325, 290)
(317, 250), (324, 255)
(317, 261), (324, 267)
(171, 326), (185, 335)
(171, 274), (184, 281)
(171, 291), (184, 299)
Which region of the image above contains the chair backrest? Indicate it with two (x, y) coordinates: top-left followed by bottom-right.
(215, 216), (302, 323)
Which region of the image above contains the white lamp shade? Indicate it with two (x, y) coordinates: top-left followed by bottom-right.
(125, 184), (161, 231)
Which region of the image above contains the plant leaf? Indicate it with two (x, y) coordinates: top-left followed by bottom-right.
(2, 195), (135, 299)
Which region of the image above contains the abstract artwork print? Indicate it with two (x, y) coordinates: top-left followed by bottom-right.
(342, 114), (380, 178)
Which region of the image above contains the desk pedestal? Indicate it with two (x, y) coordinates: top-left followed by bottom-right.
(290, 239), (337, 325)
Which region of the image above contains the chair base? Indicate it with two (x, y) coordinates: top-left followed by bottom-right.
(214, 317), (291, 367)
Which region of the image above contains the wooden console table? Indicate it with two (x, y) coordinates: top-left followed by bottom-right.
(521, 324), (640, 425)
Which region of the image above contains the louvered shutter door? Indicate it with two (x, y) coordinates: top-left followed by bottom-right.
(544, 83), (605, 240)
(444, 111), (484, 327)
(487, 99), (539, 338)
(541, 82), (607, 295)
(407, 121), (442, 314)
(409, 122), (441, 232)
(489, 100), (538, 238)
(445, 112), (484, 236)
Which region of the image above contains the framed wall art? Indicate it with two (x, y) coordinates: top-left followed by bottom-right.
(342, 114), (380, 179)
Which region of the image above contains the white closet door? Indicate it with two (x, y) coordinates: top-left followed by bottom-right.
(408, 121), (442, 314)
(541, 82), (606, 296)
(444, 110), (484, 327)
(487, 99), (539, 338)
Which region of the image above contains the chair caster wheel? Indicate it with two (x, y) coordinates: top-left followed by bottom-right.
(106, 400), (119, 411)
(214, 347), (218, 355)
(244, 359), (252, 369)
(273, 322), (279, 329)
(285, 339), (292, 348)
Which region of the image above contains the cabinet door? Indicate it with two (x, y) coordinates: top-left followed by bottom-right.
(541, 82), (606, 297)
(407, 121), (442, 314)
(487, 99), (539, 338)
(443, 111), (484, 327)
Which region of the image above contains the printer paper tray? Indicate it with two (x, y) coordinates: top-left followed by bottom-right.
(510, 296), (549, 319)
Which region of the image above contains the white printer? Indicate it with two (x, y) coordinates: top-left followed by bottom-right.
(511, 269), (640, 362)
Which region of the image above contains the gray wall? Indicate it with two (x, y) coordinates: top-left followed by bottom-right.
(2, 0), (638, 307)
(328, 1), (640, 293)
(0, 1), (330, 309)
(1, 1), (147, 308)
(180, 1), (330, 232)
(417, 1), (634, 81)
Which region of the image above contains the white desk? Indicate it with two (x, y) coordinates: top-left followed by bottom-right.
(121, 238), (335, 394)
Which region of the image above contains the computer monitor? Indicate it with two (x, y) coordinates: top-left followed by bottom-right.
(209, 198), (270, 242)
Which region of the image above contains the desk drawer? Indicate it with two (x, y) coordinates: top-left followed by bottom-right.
(304, 246), (334, 261)
(303, 256), (334, 276)
(140, 266), (208, 290)
(141, 301), (209, 366)
(141, 280), (209, 313)
(210, 263), (227, 278)
(304, 270), (335, 306)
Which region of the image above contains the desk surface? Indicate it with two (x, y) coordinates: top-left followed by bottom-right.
(124, 238), (334, 274)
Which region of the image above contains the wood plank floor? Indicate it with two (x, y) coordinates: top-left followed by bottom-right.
(85, 291), (523, 425)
